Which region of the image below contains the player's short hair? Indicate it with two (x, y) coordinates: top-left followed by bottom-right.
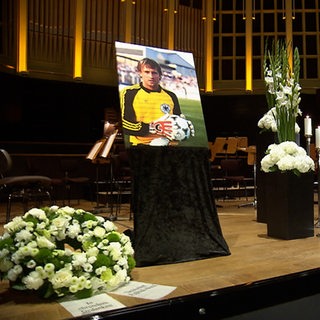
(137, 58), (162, 76)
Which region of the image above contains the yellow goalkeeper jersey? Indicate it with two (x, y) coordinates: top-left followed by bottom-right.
(120, 84), (181, 145)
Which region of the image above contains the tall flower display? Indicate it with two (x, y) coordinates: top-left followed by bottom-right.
(258, 40), (314, 176)
(258, 40), (301, 142)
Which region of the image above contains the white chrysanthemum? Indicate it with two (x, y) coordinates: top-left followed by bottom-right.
(26, 260), (37, 269)
(261, 142), (315, 173)
(93, 226), (106, 238)
(103, 220), (117, 232)
(87, 256), (97, 265)
(15, 229), (34, 243)
(260, 154), (274, 172)
(29, 247), (39, 257)
(22, 270), (44, 290)
(58, 206), (75, 215)
(35, 266), (47, 279)
(51, 216), (70, 230)
(66, 221), (81, 238)
(83, 263), (93, 272)
(113, 264), (121, 272)
(11, 251), (23, 265)
(7, 264), (23, 281)
(49, 205), (59, 211)
(50, 267), (73, 289)
(69, 276), (91, 293)
(108, 242), (123, 261)
(280, 141), (299, 154)
(72, 252), (87, 268)
(69, 284), (78, 293)
(294, 155), (315, 173)
(95, 266), (108, 278)
(4, 216), (25, 233)
(25, 208), (48, 221)
(269, 148), (286, 164)
(108, 269), (128, 289)
(81, 232), (92, 242)
(123, 240), (135, 256)
(86, 247), (99, 257)
(81, 220), (93, 229)
(54, 230), (67, 241)
(36, 236), (56, 249)
(277, 155), (296, 171)
(95, 216), (105, 223)
(17, 245), (33, 258)
(44, 263), (55, 273)
(117, 256), (129, 268)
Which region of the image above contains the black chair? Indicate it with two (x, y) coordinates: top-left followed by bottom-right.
(27, 157), (65, 205)
(220, 158), (248, 200)
(239, 145), (257, 208)
(60, 158), (92, 206)
(110, 150), (132, 220)
(0, 149), (52, 223)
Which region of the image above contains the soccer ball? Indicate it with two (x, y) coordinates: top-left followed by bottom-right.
(169, 115), (191, 141)
(150, 137), (170, 146)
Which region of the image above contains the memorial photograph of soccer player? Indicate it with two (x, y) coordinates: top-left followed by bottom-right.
(115, 41), (208, 148)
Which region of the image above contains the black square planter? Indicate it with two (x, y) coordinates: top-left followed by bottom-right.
(264, 171), (314, 240)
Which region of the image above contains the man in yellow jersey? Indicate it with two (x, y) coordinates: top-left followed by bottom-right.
(120, 58), (194, 146)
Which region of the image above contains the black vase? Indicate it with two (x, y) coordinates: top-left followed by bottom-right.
(256, 132), (276, 223)
(264, 171), (314, 240)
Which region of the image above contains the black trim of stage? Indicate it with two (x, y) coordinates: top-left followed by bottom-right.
(73, 267), (320, 320)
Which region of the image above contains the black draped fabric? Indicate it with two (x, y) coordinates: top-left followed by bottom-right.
(128, 146), (230, 267)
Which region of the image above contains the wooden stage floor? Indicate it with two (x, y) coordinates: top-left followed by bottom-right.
(1, 198), (320, 319)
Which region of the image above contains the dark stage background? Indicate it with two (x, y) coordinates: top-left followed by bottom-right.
(0, 72), (319, 152)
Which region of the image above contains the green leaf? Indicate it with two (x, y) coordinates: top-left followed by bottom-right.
(11, 282), (27, 291)
(74, 211), (98, 224)
(127, 255), (136, 271)
(0, 237), (14, 250)
(292, 169), (301, 177)
(23, 215), (38, 225)
(75, 288), (93, 299)
(107, 232), (120, 242)
(34, 248), (53, 264)
(38, 281), (56, 299)
(93, 253), (114, 268)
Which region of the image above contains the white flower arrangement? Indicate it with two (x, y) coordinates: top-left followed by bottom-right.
(258, 107), (300, 134)
(261, 141), (315, 175)
(0, 206), (136, 299)
(258, 40), (302, 142)
(258, 40), (315, 176)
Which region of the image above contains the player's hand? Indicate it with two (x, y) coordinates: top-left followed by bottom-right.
(180, 114), (195, 137)
(149, 114), (174, 140)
